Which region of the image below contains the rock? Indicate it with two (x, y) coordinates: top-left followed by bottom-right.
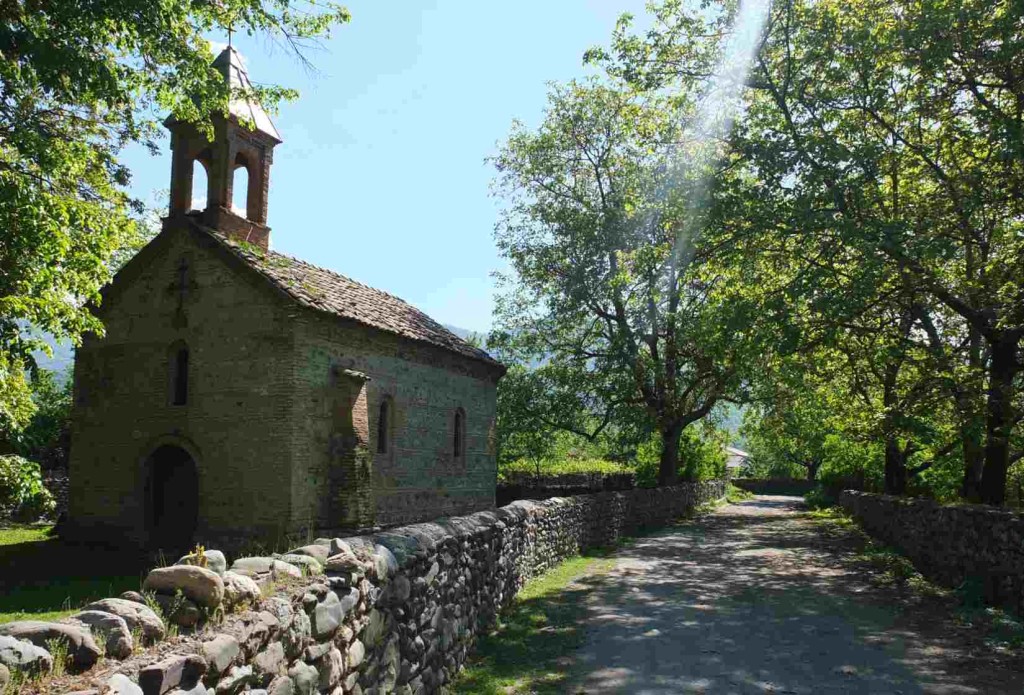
(311, 591), (344, 640)
(360, 608), (388, 648)
(284, 544), (330, 566)
(324, 550), (369, 576)
(165, 684), (207, 695)
(282, 610), (310, 659)
(143, 565), (225, 608)
(176, 549), (227, 577)
(267, 675), (295, 695)
(0, 634), (53, 674)
(262, 597), (293, 625)
(0, 663), (9, 690)
(317, 647), (344, 691)
(138, 653), (207, 695)
(229, 557), (302, 579)
(347, 639), (366, 669)
(288, 661), (318, 695)
(328, 538), (352, 556)
(222, 571), (261, 609)
(240, 611), (280, 657)
(215, 664), (256, 694)
(253, 641), (286, 680)
(389, 575), (411, 603)
(276, 554), (323, 575)
(84, 598), (165, 644)
(202, 634), (240, 675)
(105, 673), (144, 694)
(119, 591), (148, 605)
(152, 594), (202, 627)
(69, 610), (133, 659)
(0, 620), (101, 669)
(373, 544), (398, 580)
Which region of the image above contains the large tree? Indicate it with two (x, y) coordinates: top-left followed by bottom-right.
(0, 0), (350, 440)
(491, 79), (758, 485)
(598, 0), (1024, 504)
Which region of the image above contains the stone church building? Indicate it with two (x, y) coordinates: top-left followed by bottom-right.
(67, 48), (505, 550)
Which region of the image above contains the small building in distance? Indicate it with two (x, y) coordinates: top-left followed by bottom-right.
(724, 446), (750, 478)
(66, 48), (505, 551)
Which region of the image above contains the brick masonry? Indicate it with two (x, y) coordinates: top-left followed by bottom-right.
(67, 222), (500, 549)
(840, 491), (1024, 615)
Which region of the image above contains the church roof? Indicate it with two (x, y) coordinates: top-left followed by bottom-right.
(197, 224), (502, 369)
(212, 46), (282, 142)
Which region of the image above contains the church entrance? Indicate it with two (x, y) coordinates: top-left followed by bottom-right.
(144, 445), (199, 550)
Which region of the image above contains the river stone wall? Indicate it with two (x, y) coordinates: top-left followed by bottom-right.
(28, 480), (723, 694)
(495, 471), (636, 506)
(840, 491), (1024, 615)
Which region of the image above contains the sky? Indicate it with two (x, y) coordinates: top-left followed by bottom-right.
(121, 0), (652, 333)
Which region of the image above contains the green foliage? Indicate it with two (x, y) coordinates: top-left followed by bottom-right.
(634, 426), (726, 488)
(0, 0), (351, 441)
(11, 369), (72, 470)
(499, 457), (630, 482)
(0, 455), (55, 521)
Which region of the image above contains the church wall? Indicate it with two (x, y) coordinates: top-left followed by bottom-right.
(68, 225), (300, 547)
(291, 314), (499, 532)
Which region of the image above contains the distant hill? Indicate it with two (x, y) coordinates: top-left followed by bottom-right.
(443, 324), (488, 349)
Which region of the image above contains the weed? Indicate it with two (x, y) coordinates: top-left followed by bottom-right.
(44, 637), (68, 678)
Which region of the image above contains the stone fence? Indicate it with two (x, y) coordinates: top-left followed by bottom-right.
(495, 470), (636, 506)
(840, 491), (1024, 615)
(2, 480), (724, 694)
(730, 478), (815, 496)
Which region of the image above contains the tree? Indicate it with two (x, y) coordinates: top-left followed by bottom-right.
(492, 78), (758, 485)
(598, 0), (1024, 504)
(0, 0), (350, 438)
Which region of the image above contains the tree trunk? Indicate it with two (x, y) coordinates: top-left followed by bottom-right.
(959, 326), (985, 502)
(979, 335), (1020, 506)
(658, 422), (684, 487)
(805, 460), (820, 482)
(883, 436), (909, 495)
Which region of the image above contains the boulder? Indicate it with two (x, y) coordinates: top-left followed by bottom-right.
(84, 598), (165, 644)
(287, 661), (318, 695)
(276, 554), (323, 575)
(253, 641), (286, 680)
(284, 544), (329, 565)
(347, 639), (366, 669)
(202, 633), (240, 675)
(105, 673), (144, 695)
(143, 565), (225, 608)
(176, 549), (227, 576)
(317, 647), (344, 691)
(0, 620), (101, 669)
(119, 591), (148, 605)
(222, 571), (261, 609)
(0, 634), (53, 674)
(165, 684), (207, 695)
(216, 664), (256, 694)
(311, 591), (344, 640)
(152, 594), (202, 627)
(69, 610), (133, 659)
(230, 556), (303, 580)
(267, 675), (295, 695)
(138, 653), (207, 695)
(373, 544), (399, 579)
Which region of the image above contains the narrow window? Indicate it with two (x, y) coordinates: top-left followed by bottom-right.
(171, 347), (189, 405)
(453, 409), (465, 458)
(190, 159), (208, 212)
(377, 399), (390, 454)
(232, 159), (249, 217)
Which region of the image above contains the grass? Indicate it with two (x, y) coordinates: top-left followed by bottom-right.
(726, 482), (755, 503)
(0, 523), (146, 625)
(452, 551), (617, 694)
(806, 506), (1024, 653)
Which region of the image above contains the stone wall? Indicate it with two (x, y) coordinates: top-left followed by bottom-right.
(731, 478), (815, 496)
(840, 491), (1024, 615)
(26, 480), (723, 694)
(495, 471), (635, 507)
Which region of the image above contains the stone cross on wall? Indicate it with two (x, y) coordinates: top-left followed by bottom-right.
(168, 256), (196, 325)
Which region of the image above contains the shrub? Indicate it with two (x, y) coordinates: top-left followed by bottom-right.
(499, 457), (629, 482)
(0, 454), (56, 521)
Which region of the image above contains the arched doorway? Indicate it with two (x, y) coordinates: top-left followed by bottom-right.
(144, 445), (199, 550)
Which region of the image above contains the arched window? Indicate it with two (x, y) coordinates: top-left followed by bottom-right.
(170, 345), (189, 406)
(232, 157), (250, 217)
(376, 398), (391, 454)
(190, 159), (208, 212)
(453, 408), (465, 458)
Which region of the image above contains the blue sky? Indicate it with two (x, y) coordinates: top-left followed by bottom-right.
(122, 0), (650, 333)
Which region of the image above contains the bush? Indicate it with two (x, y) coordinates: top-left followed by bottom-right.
(499, 458), (629, 482)
(0, 454), (56, 521)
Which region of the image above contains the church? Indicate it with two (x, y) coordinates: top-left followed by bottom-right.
(66, 47), (505, 550)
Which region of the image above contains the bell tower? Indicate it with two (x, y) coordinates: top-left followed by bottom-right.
(165, 47), (282, 250)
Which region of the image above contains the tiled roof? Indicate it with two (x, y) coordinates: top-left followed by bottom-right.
(212, 47), (282, 142)
(198, 224), (502, 369)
